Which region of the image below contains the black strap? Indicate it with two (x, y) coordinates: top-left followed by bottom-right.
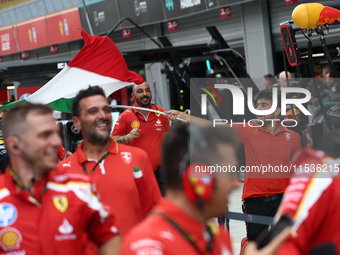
(131, 104), (159, 123)
(226, 212), (274, 225)
(8, 165), (46, 199)
(82, 152), (109, 174)
(153, 211), (213, 255)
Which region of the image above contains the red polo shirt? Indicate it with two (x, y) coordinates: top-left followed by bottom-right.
(277, 150), (340, 255)
(233, 123), (301, 200)
(111, 104), (170, 172)
(119, 198), (233, 255)
(57, 145), (66, 162)
(57, 138), (162, 236)
(0, 165), (118, 255)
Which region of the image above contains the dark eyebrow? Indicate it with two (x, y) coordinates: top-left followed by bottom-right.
(86, 107), (98, 112)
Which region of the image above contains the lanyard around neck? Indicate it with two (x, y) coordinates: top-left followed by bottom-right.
(82, 152), (109, 174)
(153, 211), (213, 255)
(132, 104), (159, 123)
(7, 165), (46, 199)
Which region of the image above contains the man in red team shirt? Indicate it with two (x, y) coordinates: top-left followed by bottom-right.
(111, 82), (170, 195)
(165, 89), (301, 249)
(0, 103), (120, 255)
(276, 132), (340, 255)
(57, 144), (72, 162)
(120, 124), (290, 255)
(58, 86), (161, 236)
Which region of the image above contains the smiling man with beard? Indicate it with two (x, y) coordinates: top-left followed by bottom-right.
(58, 86), (161, 248)
(111, 82), (170, 195)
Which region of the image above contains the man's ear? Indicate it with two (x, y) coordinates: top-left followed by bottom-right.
(72, 116), (82, 131)
(274, 107), (281, 118)
(6, 136), (21, 155)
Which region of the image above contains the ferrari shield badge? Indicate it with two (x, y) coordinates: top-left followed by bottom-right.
(53, 196), (68, 213)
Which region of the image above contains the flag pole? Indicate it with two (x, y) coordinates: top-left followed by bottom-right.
(81, 0), (94, 35)
(112, 105), (187, 123)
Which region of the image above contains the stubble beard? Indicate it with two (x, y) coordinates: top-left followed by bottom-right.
(84, 127), (111, 145)
(136, 95), (151, 108)
(82, 119), (112, 146)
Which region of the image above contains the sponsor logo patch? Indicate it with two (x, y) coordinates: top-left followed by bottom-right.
(55, 219), (76, 241)
(284, 133), (291, 141)
(62, 161), (71, 168)
(155, 119), (162, 127)
(53, 196), (68, 213)
(121, 152), (132, 165)
(0, 203), (17, 227)
(131, 121), (140, 129)
(0, 228), (22, 251)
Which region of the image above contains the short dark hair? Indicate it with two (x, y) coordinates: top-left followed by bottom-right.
(162, 123), (239, 190)
(255, 89), (281, 110)
(71, 86), (106, 117)
(263, 74), (274, 80)
(3, 103), (53, 141)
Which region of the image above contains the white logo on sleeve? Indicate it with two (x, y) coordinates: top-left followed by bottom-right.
(62, 161), (71, 168)
(110, 226), (119, 234)
(159, 230), (174, 241)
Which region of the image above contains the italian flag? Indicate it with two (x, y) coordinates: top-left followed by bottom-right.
(1, 29), (144, 112)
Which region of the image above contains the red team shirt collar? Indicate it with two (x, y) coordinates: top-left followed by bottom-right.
(5, 163), (48, 204)
(257, 122), (287, 134)
(132, 103), (155, 113)
(76, 137), (119, 165)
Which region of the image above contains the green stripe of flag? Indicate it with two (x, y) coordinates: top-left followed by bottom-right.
(0, 97), (74, 113)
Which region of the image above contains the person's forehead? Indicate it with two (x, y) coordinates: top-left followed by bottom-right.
(257, 98), (271, 104)
(135, 82), (150, 91)
(279, 72), (292, 79)
(80, 95), (108, 109)
(26, 112), (57, 131)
